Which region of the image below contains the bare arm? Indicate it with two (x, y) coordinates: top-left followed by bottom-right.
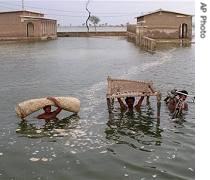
(47, 97), (62, 115)
(183, 102), (188, 111)
(37, 112), (59, 120)
(135, 96), (144, 112)
(37, 113), (46, 119)
(47, 97), (61, 107)
(117, 98), (127, 111)
(167, 98), (176, 112)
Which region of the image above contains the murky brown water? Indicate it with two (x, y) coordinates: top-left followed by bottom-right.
(0, 37), (194, 180)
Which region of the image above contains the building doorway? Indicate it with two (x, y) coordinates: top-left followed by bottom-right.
(27, 22), (34, 37)
(179, 23), (188, 38)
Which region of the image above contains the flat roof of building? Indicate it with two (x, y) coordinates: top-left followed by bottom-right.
(136, 9), (193, 18)
(0, 10), (44, 16)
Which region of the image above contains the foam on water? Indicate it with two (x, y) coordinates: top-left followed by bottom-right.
(0, 38), (194, 180)
(121, 48), (175, 79)
(64, 48), (178, 153)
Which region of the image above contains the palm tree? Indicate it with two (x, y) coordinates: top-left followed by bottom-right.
(89, 16), (100, 32)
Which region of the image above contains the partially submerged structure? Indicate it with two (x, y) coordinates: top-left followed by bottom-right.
(127, 9), (193, 52)
(106, 76), (161, 121)
(0, 10), (57, 41)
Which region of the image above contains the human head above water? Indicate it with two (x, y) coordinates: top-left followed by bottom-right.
(177, 90), (188, 100)
(177, 90), (188, 96)
(125, 97), (135, 108)
(43, 105), (51, 113)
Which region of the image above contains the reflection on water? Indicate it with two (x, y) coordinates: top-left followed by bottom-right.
(0, 38), (194, 180)
(105, 103), (163, 150)
(16, 114), (80, 138)
(171, 117), (187, 126)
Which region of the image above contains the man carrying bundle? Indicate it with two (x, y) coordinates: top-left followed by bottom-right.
(37, 97), (62, 121)
(164, 90), (188, 118)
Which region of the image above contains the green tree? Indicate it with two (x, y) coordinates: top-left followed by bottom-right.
(89, 15), (100, 32)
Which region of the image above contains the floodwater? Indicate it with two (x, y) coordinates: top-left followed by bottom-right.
(0, 37), (194, 180)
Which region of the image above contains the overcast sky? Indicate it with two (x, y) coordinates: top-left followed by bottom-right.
(0, 0), (195, 26)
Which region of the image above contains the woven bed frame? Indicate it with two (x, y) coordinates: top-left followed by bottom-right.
(106, 76), (161, 120)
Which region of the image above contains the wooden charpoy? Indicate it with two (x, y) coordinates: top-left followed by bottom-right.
(106, 76), (161, 121)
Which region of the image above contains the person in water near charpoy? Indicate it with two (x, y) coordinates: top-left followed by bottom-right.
(166, 90), (188, 113)
(117, 96), (145, 112)
(37, 97), (62, 121)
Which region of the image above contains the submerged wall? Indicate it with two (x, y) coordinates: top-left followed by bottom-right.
(57, 31), (127, 37)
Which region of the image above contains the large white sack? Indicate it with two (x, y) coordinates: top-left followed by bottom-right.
(15, 97), (80, 119)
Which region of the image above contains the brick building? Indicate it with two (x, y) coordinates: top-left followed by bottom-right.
(0, 10), (57, 40)
(136, 9), (193, 39)
(127, 9), (193, 51)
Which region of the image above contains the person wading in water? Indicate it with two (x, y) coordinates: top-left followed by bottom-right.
(37, 97), (62, 121)
(117, 96), (145, 112)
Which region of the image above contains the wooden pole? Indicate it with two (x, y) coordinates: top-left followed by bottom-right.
(107, 97), (114, 113)
(106, 98), (111, 113)
(146, 96), (150, 105)
(157, 93), (161, 122)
